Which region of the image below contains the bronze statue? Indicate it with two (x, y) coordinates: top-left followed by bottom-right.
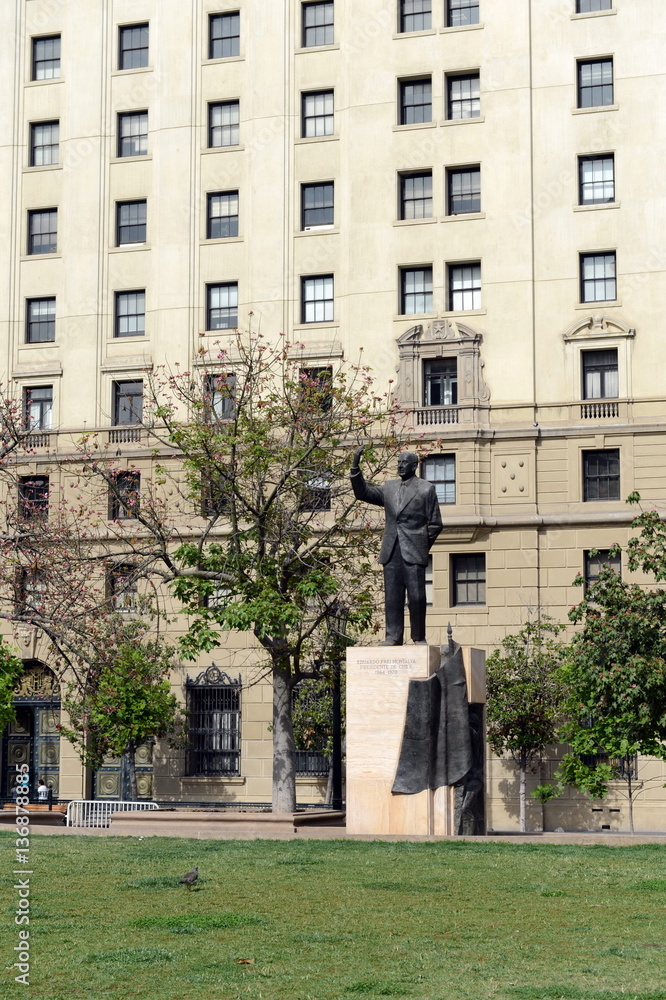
(351, 447), (443, 645)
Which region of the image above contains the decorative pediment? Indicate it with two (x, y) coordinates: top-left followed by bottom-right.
(397, 319), (481, 349)
(13, 662), (60, 702)
(563, 314), (635, 342)
(186, 663), (241, 688)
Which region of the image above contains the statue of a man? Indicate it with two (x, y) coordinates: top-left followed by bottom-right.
(351, 447), (443, 646)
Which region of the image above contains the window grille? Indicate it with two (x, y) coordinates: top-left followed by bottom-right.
(186, 666), (241, 776)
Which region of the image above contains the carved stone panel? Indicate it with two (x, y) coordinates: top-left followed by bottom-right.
(492, 454), (533, 502)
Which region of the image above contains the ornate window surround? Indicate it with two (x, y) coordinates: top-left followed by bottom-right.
(562, 313), (634, 407)
(396, 318), (489, 427)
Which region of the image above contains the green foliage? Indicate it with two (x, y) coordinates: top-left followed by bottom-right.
(59, 629), (182, 771)
(0, 642), (25, 732)
(559, 509), (666, 802)
(485, 617), (566, 770)
(292, 676), (344, 757)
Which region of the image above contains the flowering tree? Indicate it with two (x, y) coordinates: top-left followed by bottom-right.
(485, 616), (566, 832)
(1, 331), (407, 813)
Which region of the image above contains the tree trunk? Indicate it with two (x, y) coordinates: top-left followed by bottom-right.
(627, 769), (634, 834)
(272, 668), (297, 814)
(127, 741), (138, 802)
(519, 756), (527, 833)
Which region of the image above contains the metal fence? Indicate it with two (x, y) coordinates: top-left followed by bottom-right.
(66, 800), (160, 828)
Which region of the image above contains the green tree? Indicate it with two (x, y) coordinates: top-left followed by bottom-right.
(59, 632), (182, 801)
(0, 643), (26, 734)
(485, 617), (566, 832)
(552, 501), (666, 833)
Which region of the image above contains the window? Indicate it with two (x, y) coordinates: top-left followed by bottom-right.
(302, 91), (334, 138)
(302, 182), (334, 229)
(452, 554), (485, 605)
(202, 584), (232, 611)
(113, 380), (143, 426)
(422, 455), (456, 503)
(116, 201), (147, 245)
(447, 74), (480, 119)
(423, 359), (457, 406)
(27, 209), (57, 254)
(448, 262), (481, 310)
(582, 349), (618, 399)
(32, 35), (60, 80)
(201, 470), (231, 517)
(400, 267), (433, 315)
(399, 78), (432, 125)
(207, 192), (239, 238)
(577, 59), (613, 108)
(119, 24), (149, 70)
(209, 101), (240, 147)
(108, 565), (139, 613)
(583, 449), (620, 501)
(109, 472), (140, 520)
(400, 172), (432, 220)
(118, 112), (148, 157)
(207, 283), (238, 330)
(115, 291), (146, 338)
(301, 473), (331, 512)
(30, 122), (59, 166)
(209, 12), (240, 58)
(302, 2), (334, 46)
(577, 0), (612, 12)
(299, 366), (333, 411)
(301, 275), (334, 323)
(24, 386), (53, 431)
(447, 0), (479, 25)
(399, 0), (432, 32)
(26, 297), (55, 343)
(19, 568), (47, 612)
(579, 155), (614, 205)
(584, 549), (621, 591)
(186, 667), (241, 776)
(580, 252), (616, 302)
(204, 373), (237, 421)
(447, 166), (481, 214)
(19, 475), (49, 519)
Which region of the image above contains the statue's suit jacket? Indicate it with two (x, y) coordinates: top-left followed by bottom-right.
(351, 470), (443, 566)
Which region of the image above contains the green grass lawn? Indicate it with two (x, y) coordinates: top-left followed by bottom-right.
(2, 835), (666, 1000)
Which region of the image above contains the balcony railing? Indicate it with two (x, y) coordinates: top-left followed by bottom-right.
(22, 431), (52, 449)
(415, 406), (459, 426)
(580, 400), (620, 420)
(108, 426), (142, 444)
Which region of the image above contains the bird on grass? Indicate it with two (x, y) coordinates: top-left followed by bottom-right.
(179, 866), (199, 891)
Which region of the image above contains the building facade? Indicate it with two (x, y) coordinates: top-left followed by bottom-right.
(1, 0), (665, 830)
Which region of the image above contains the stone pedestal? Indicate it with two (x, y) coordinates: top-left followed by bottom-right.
(346, 645), (486, 837)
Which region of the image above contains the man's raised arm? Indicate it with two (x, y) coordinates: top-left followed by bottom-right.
(350, 445), (385, 507)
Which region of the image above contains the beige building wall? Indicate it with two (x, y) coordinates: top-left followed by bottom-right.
(1, 0), (665, 828)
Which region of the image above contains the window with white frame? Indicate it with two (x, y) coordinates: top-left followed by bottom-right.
(422, 454), (456, 503)
(302, 91), (334, 137)
(301, 275), (334, 323)
(580, 252), (616, 302)
(209, 101), (240, 147)
(448, 262), (481, 311)
(209, 12), (240, 58)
